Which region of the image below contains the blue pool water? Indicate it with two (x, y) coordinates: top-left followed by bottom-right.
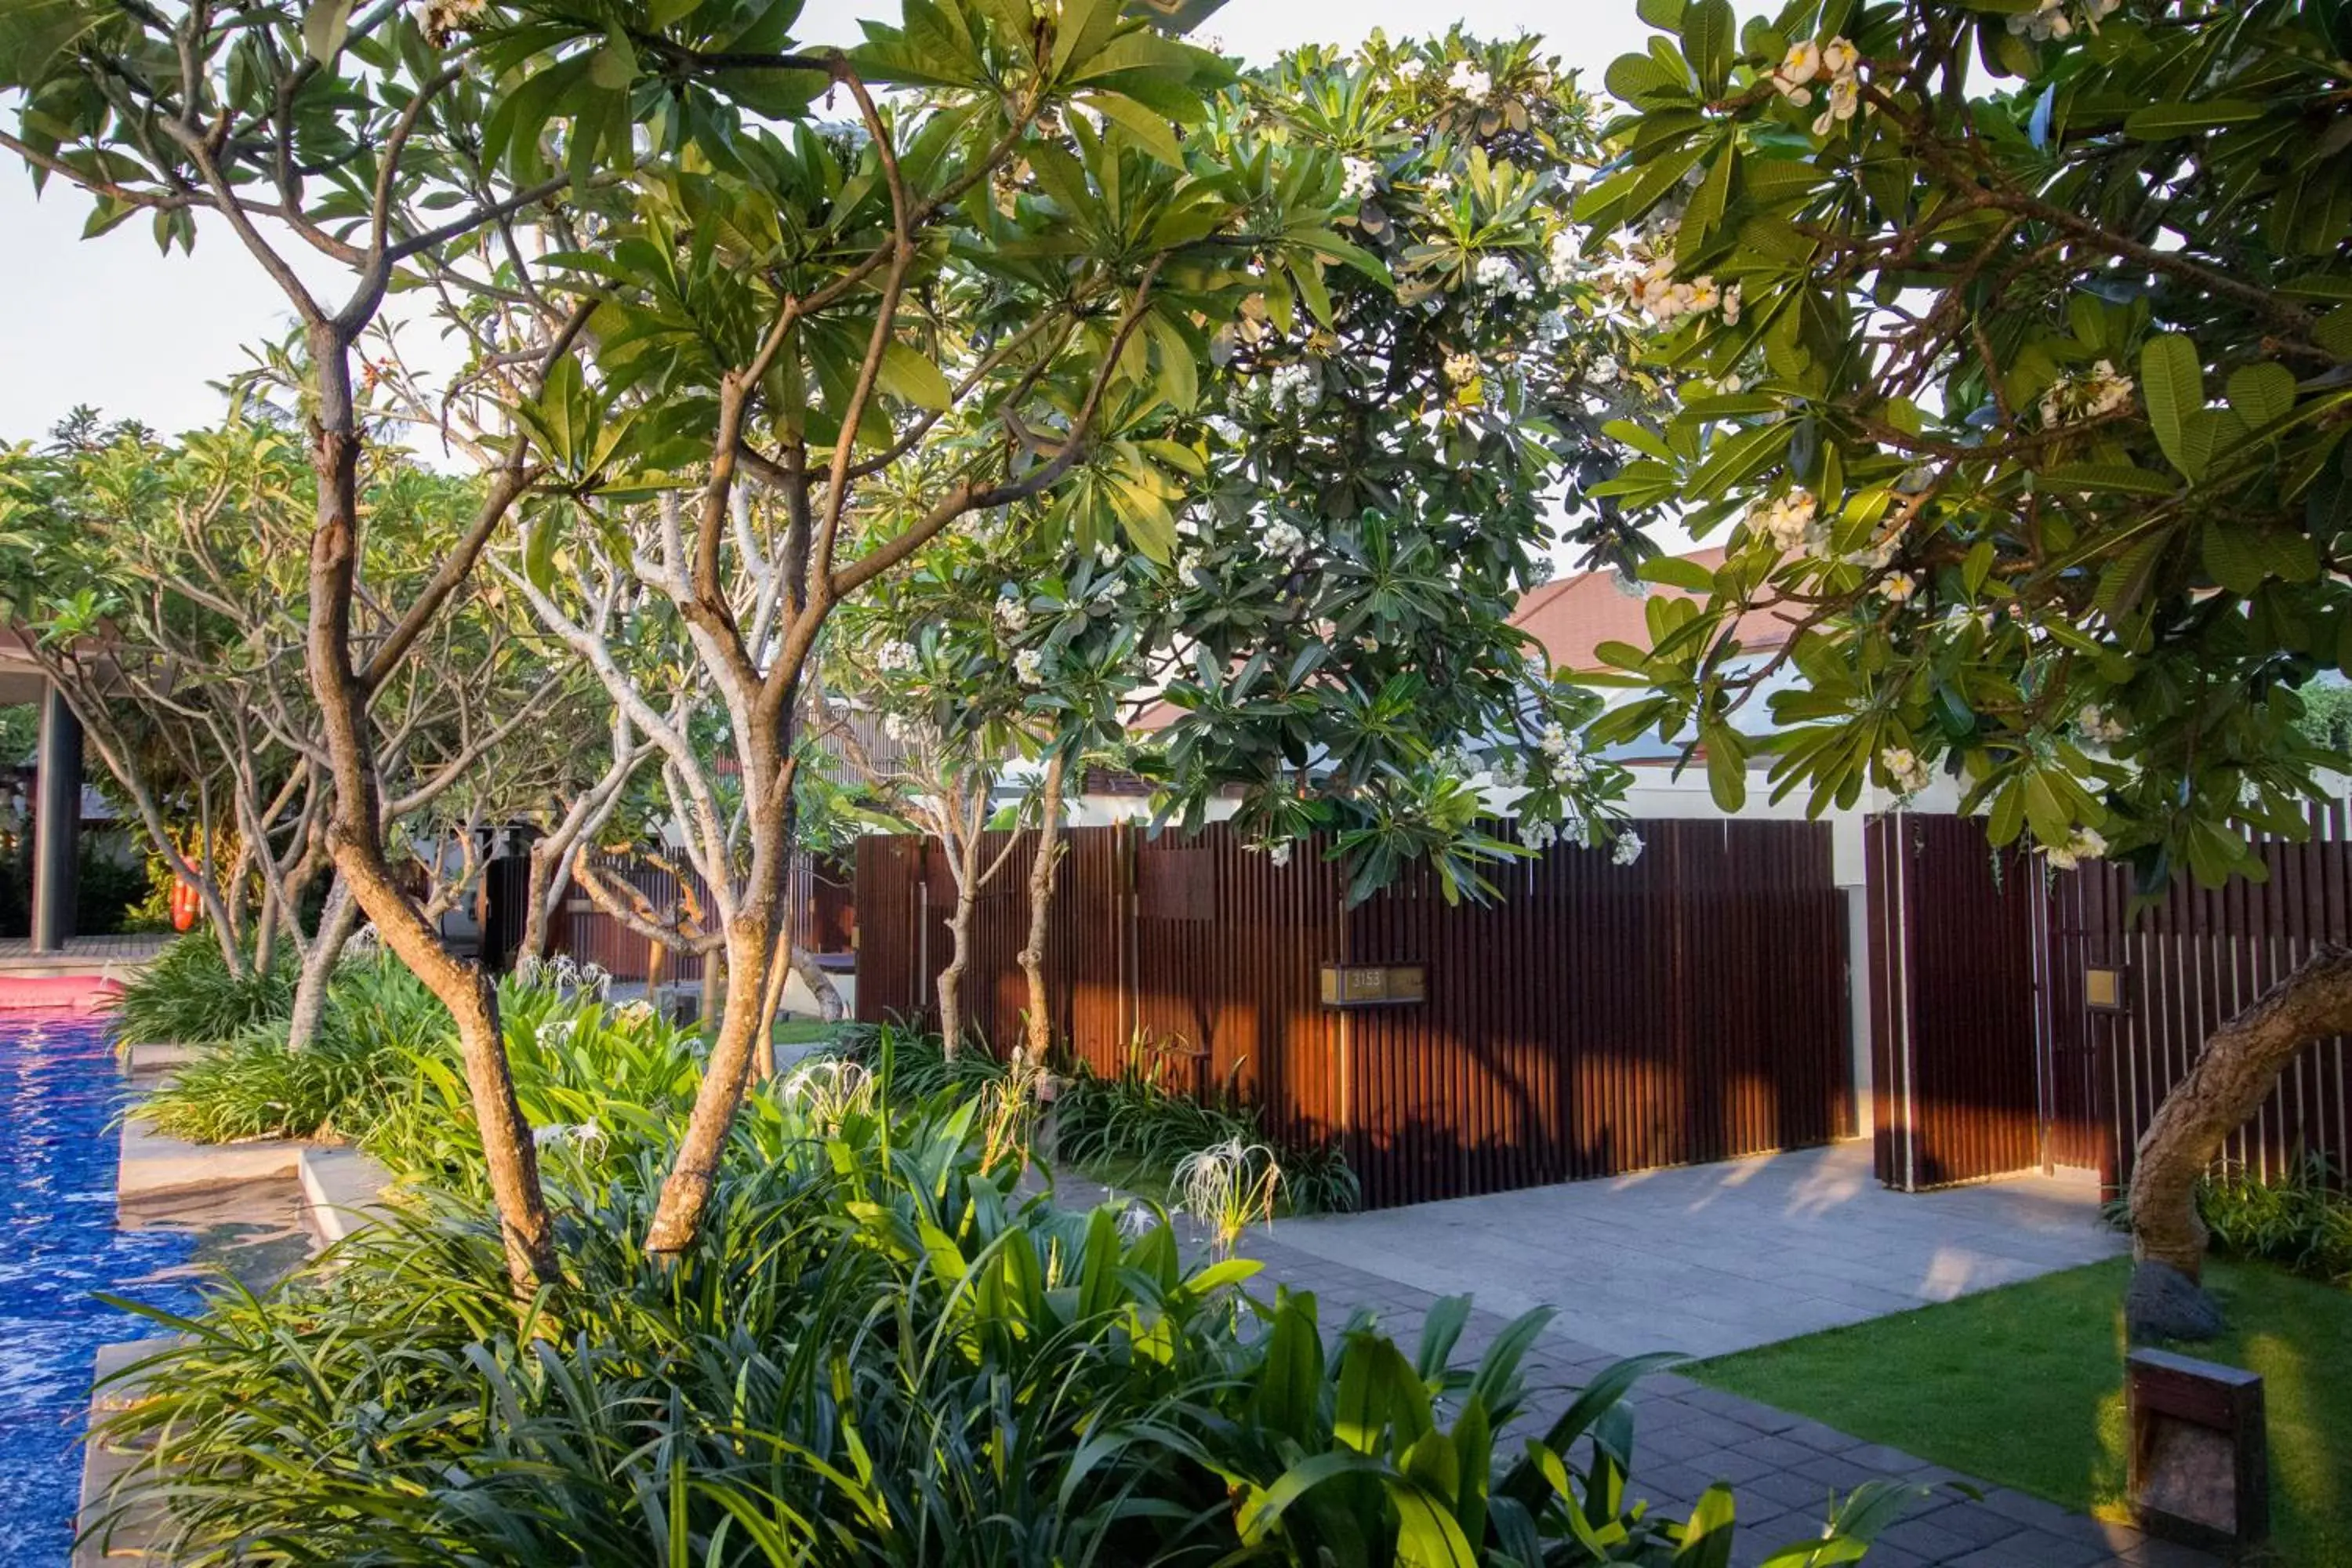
(0, 1014), (198, 1566)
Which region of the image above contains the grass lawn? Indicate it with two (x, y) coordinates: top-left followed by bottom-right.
(771, 1018), (844, 1046)
(1686, 1258), (2350, 1566)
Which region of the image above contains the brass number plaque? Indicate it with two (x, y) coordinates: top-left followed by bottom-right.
(1319, 964), (1428, 1008)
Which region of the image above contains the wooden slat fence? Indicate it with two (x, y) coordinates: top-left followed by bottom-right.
(1868, 807), (2352, 1196)
(855, 818), (1855, 1210)
(2053, 804), (2352, 1196)
(556, 851), (851, 980)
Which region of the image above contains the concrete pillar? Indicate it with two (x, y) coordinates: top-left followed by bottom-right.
(31, 682), (81, 953)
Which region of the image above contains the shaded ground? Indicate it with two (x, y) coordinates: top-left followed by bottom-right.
(1688, 1257), (2350, 1568)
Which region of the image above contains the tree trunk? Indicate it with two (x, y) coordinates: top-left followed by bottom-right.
(700, 942), (726, 1030)
(287, 875), (361, 1051)
(1016, 750), (1068, 1066)
(938, 882), (977, 1058)
(790, 945), (845, 1023)
(2127, 942), (2352, 1333)
(517, 837), (569, 967)
(303, 325), (558, 1304)
(644, 733), (797, 1258)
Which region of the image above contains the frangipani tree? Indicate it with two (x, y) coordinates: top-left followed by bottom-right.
(1589, 0), (2352, 1330)
(0, 0), (631, 1295)
(827, 519), (1145, 1058)
(486, 0), (1372, 1255)
(2, 419), (572, 1047)
(1113, 34), (1653, 902)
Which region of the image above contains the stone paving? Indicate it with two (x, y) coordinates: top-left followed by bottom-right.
(1053, 1146), (2210, 1568)
(1263, 1141), (2129, 1358)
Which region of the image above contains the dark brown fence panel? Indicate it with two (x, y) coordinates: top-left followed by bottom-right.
(855, 833), (924, 1023)
(1866, 813), (2045, 1189)
(557, 855), (709, 981)
(557, 851), (849, 981)
(2051, 804), (2352, 1196)
(855, 817), (1851, 1210)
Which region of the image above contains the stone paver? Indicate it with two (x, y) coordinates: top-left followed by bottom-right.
(1260, 1141), (2125, 1358)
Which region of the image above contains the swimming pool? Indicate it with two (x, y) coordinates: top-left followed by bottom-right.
(0, 1013), (198, 1566)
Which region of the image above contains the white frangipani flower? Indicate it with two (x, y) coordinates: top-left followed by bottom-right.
(2042, 825), (2109, 870)
(1268, 360), (1321, 412)
(876, 639), (917, 673)
(2077, 706), (2129, 746)
(1747, 488), (1822, 554)
(2039, 359), (2135, 428)
(1610, 830), (1644, 867)
(1261, 518), (1308, 557)
(1879, 746), (1931, 797)
(1472, 254), (1536, 299)
(1774, 39), (1823, 99)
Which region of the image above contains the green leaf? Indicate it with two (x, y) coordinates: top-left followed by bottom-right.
(878, 341), (953, 412)
(1235, 1450), (1382, 1543)
(2038, 462), (2178, 497)
(1701, 719), (1748, 811)
(302, 0), (355, 64)
(1082, 92), (1185, 168)
(1962, 539), (1995, 598)
(1680, 0), (1734, 97)
(1675, 1483), (1738, 1568)
(1639, 556), (1716, 593)
(2224, 363), (2296, 430)
(2140, 334), (2205, 480)
(1604, 52), (1683, 107)
(1385, 1476), (1479, 1568)
(2277, 273), (2352, 303)
(2122, 100), (2265, 140)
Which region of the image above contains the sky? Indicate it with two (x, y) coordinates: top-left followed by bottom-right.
(0, 0), (1671, 447)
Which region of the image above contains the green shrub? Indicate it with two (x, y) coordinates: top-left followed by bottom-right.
(138, 953), (454, 1144)
(2199, 1156), (2352, 1284)
(844, 1021), (1009, 1100)
(109, 935), (295, 1046)
(2103, 1155), (2352, 1286)
(90, 1083), (1918, 1566)
(356, 971), (706, 1187)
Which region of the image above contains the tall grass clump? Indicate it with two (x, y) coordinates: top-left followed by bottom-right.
(1051, 1038), (1360, 1216)
(88, 1079), (1923, 1567)
(2198, 1155), (2352, 1284)
(139, 952), (452, 1143)
(109, 935), (295, 1047)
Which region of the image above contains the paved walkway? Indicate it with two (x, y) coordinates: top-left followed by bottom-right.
(0, 932), (169, 972)
(1054, 1143), (2203, 1568)
(1264, 1141), (2127, 1358)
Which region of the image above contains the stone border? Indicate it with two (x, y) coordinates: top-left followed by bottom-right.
(82, 1096), (395, 1566)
